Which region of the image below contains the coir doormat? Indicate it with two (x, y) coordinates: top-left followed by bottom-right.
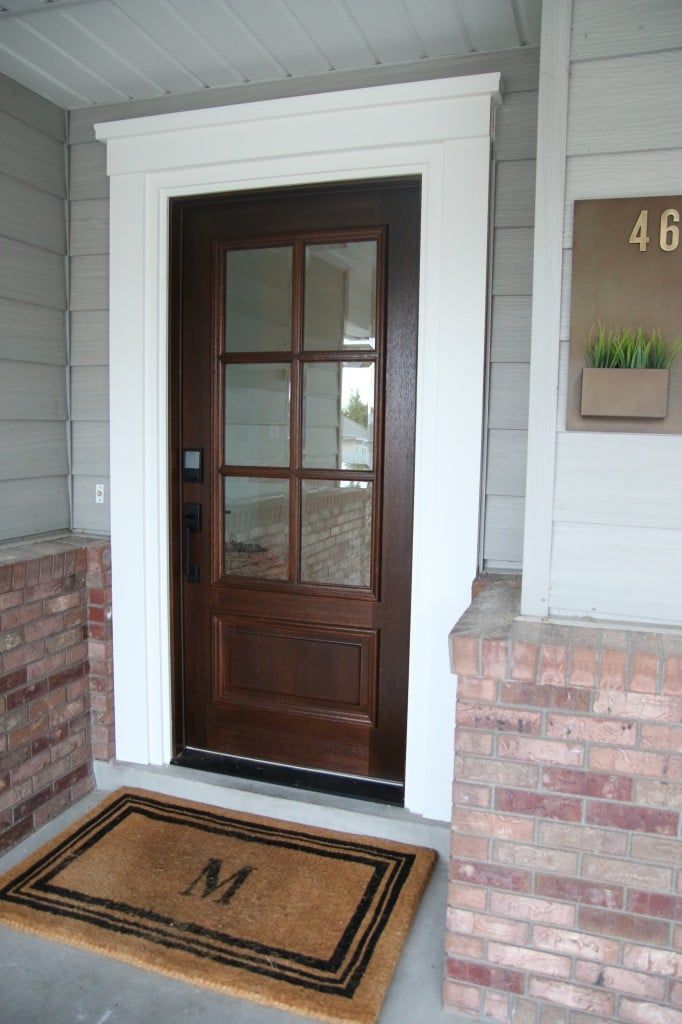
(0, 788), (436, 1024)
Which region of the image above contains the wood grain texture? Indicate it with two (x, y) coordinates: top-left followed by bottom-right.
(70, 366), (109, 421)
(71, 474), (110, 533)
(567, 51), (682, 157)
(0, 421), (68, 481)
(70, 254), (109, 311)
(554, 433), (682, 531)
(490, 296), (532, 362)
(0, 71), (65, 141)
(71, 420), (110, 476)
(0, 236), (66, 309)
(486, 429), (528, 496)
(0, 110), (65, 198)
(70, 310), (108, 365)
(491, 228), (534, 296)
(70, 199), (109, 256)
(563, 148), (682, 246)
(0, 297), (65, 364)
(494, 159), (536, 227)
(0, 361), (67, 421)
(69, 143), (108, 200)
(550, 522), (682, 624)
(571, 0), (682, 61)
(67, 48), (540, 143)
(0, 475), (69, 541)
(173, 181), (419, 780)
(0, 173), (65, 253)
(483, 494), (524, 568)
(494, 92), (539, 160)
(487, 363), (531, 430)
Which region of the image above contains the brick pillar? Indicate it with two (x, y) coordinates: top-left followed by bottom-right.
(0, 547), (95, 852)
(85, 542), (115, 761)
(445, 584), (682, 1024)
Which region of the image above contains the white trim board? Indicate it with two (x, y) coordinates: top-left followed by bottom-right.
(97, 74), (501, 822)
(520, 0), (573, 617)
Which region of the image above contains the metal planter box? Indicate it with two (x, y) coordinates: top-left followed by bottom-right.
(580, 368), (670, 419)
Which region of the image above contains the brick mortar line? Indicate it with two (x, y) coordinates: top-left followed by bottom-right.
(455, 726), (679, 763)
(486, 871), (674, 911)
(445, 931), (680, 993)
(451, 820), (679, 883)
(448, 857), (677, 911)
(446, 935), (671, 995)
(458, 777), (679, 818)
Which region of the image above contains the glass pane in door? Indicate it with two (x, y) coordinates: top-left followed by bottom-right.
(224, 477), (289, 580)
(302, 362), (374, 470)
(300, 480), (372, 587)
(304, 241), (377, 350)
(225, 364), (290, 467)
(225, 247), (292, 352)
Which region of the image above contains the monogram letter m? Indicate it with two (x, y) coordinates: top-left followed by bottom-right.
(181, 859), (254, 905)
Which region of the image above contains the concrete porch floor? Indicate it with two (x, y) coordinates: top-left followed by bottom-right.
(0, 763), (473, 1024)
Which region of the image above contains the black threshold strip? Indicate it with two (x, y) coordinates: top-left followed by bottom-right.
(171, 747), (404, 807)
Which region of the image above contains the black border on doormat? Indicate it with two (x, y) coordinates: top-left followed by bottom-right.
(0, 791), (416, 997)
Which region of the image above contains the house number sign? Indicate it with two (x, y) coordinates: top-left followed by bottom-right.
(567, 195), (682, 434)
(629, 207), (680, 252)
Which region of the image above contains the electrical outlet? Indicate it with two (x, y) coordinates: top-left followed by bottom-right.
(95, 483), (105, 505)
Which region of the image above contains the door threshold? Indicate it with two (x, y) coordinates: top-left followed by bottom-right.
(171, 747), (404, 806)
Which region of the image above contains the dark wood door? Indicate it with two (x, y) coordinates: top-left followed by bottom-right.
(170, 180), (420, 792)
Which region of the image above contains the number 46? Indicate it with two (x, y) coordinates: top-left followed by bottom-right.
(629, 208), (680, 252)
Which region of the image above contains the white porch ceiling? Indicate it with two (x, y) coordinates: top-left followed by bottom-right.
(0, 0), (540, 110)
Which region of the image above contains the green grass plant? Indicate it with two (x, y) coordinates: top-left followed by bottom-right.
(586, 323), (681, 370)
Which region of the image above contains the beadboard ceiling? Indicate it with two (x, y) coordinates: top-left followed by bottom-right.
(0, 0), (541, 110)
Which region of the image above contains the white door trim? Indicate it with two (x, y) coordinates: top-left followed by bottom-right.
(97, 74), (500, 821)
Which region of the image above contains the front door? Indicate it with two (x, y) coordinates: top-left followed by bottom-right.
(170, 180), (420, 799)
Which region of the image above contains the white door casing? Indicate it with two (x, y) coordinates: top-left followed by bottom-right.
(97, 73), (500, 821)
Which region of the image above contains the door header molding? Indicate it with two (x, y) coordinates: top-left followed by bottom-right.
(98, 72), (500, 821)
(96, 73), (501, 165)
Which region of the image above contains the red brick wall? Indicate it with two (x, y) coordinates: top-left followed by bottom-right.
(86, 544), (114, 761)
(0, 540), (114, 853)
(447, 604), (682, 1024)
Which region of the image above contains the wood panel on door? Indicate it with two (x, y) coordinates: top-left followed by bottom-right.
(170, 180), (420, 787)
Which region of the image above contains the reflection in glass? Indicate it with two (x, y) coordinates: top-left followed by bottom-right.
(302, 363), (374, 470)
(300, 481), (372, 587)
(224, 477), (289, 580)
(225, 247), (292, 352)
(304, 241), (377, 350)
(225, 364), (290, 467)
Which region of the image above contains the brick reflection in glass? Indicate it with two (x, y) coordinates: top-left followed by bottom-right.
(224, 478), (289, 581)
(301, 481), (372, 588)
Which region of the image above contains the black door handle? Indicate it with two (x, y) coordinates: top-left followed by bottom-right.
(183, 502), (202, 583)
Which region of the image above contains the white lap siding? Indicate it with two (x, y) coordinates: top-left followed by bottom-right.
(548, 0), (682, 624)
